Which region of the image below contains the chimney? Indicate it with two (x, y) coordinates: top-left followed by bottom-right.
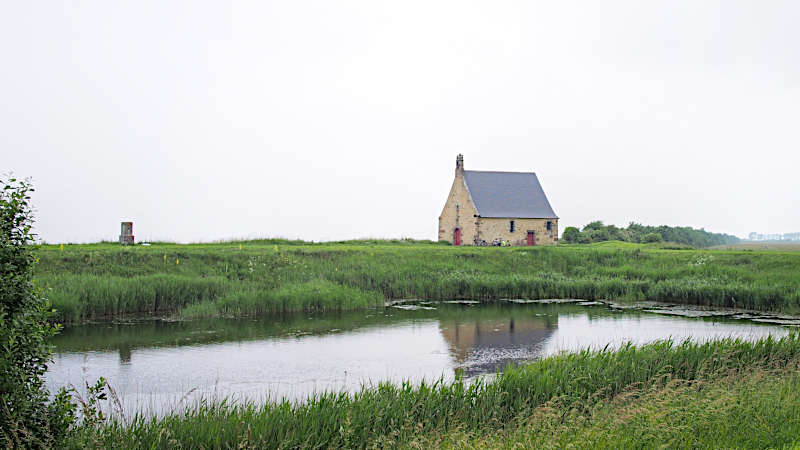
(455, 154), (464, 176)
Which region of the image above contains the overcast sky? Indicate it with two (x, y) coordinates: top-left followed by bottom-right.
(3, 1), (798, 243)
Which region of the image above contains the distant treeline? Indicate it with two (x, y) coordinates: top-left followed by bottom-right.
(562, 221), (740, 247)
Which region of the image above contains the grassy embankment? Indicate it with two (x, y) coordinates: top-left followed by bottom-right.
(66, 333), (800, 449)
(35, 239), (800, 322)
(710, 241), (800, 252)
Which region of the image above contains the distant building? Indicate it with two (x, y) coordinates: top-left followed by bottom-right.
(438, 154), (559, 246)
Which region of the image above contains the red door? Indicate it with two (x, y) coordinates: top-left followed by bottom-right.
(527, 231), (535, 246)
(454, 228), (461, 246)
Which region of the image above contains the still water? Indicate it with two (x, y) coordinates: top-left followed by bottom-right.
(46, 302), (791, 416)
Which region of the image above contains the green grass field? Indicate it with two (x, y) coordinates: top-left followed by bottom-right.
(710, 241), (800, 252)
(429, 364), (800, 449)
(64, 333), (800, 449)
(35, 239), (800, 322)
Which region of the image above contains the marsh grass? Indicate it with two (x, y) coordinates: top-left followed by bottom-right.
(432, 364), (800, 449)
(66, 333), (800, 449)
(181, 280), (383, 318)
(710, 241), (800, 252)
(35, 241), (800, 322)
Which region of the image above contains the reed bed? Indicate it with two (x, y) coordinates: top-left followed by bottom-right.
(67, 333), (800, 449)
(35, 241), (800, 322)
(432, 364), (800, 448)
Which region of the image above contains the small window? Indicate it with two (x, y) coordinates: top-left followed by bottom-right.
(510, 220), (515, 232)
(546, 221), (552, 231)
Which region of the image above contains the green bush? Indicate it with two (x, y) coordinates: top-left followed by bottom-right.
(567, 220), (738, 247)
(0, 177), (75, 446)
(643, 232), (663, 243)
(588, 228), (611, 242)
(561, 227), (580, 243)
(582, 220), (605, 231)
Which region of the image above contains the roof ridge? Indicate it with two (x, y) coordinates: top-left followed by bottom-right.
(464, 170), (537, 175)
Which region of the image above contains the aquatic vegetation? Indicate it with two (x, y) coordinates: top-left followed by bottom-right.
(34, 241), (800, 322)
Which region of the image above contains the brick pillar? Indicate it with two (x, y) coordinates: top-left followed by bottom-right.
(120, 222), (134, 245)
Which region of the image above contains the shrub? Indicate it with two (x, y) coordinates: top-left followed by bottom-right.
(562, 227), (580, 243)
(582, 220), (605, 231)
(0, 177), (75, 446)
(643, 233), (663, 243)
(589, 228), (611, 242)
(567, 221), (738, 247)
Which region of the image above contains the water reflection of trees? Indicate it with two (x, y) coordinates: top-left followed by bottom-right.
(52, 310), (413, 356)
(118, 344), (132, 364)
(52, 304), (598, 366)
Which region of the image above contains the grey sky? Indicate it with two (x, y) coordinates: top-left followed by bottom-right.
(3, 1), (798, 243)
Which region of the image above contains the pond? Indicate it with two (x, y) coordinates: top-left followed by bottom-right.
(45, 301), (793, 417)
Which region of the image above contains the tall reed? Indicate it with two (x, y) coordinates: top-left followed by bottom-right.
(35, 241), (800, 322)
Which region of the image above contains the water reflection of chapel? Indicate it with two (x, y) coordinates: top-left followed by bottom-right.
(439, 312), (557, 377)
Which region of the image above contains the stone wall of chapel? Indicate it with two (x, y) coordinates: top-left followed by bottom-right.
(476, 218), (558, 246)
(438, 173), (479, 245)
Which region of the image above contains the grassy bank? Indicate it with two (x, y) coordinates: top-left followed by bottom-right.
(66, 333), (800, 449)
(431, 364), (800, 449)
(35, 240), (800, 322)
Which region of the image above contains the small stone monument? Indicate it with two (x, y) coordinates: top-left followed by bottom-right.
(119, 222), (134, 245)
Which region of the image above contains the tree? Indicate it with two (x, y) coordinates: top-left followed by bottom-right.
(606, 224), (629, 241)
(582, 221), (605, 232)
(574, 220), (740, 247)
(562, 227), (581, 243)
(589, 228), (611, 242)
(0, 177), (74, 446)
(643, 232), (663, 243)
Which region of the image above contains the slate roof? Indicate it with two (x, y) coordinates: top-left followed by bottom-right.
(463, 170), (558, 219)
